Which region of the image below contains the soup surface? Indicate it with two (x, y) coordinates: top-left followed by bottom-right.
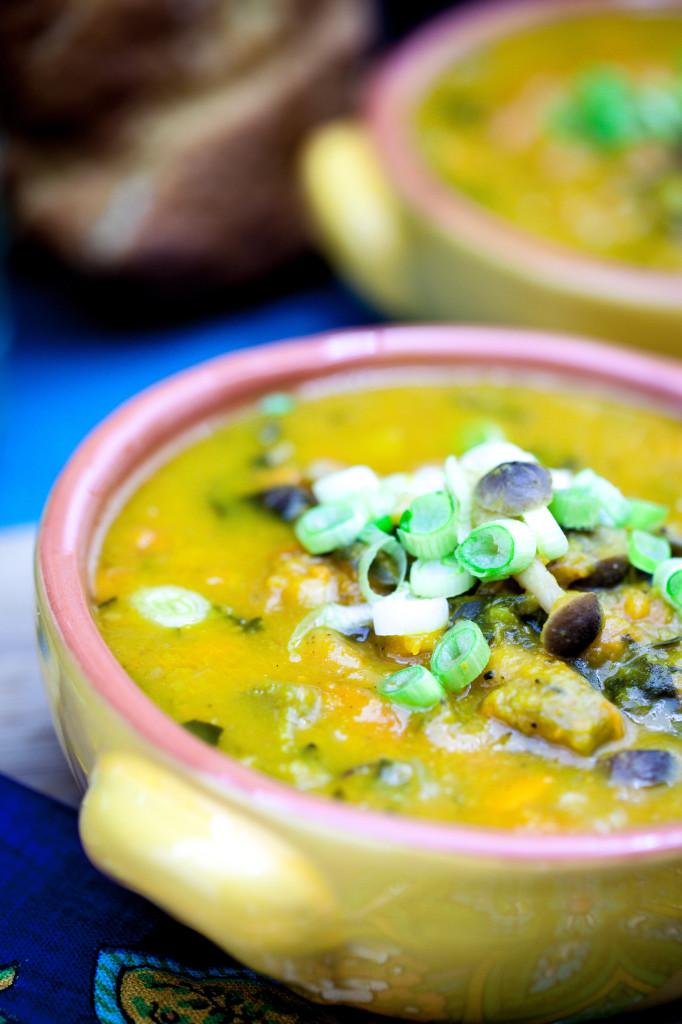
(94, 374), (682, 832)
(415, 12), (682, 270)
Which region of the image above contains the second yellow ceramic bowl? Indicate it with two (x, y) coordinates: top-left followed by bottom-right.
(302, 0), (682, 355)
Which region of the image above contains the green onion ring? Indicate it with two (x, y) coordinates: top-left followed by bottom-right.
(456, 519), (536, 580)
(431, 621), (491, 693)
(653, 558), (682, 613)
(397, 491), (458, 559)
(357, 524), (407, 604)
(629, 530), (671, 574)
(377, 665), (444, 711)
(549, 487), (601, 530)
(294, 502), (366, 554)
(130, 585), (211, 628)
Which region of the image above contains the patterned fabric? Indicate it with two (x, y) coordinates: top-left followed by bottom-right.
(0, 774), (383, 1024)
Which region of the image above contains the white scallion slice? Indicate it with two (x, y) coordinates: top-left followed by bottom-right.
(459, 441), (537, 480)
(457, 519), (536, 580)
(288, 602), (373, 654)
(410, 555), (475, 599)
(573, 468), (631, 527)
(397, 491), (458, 559)
(130, 585), (211, 628)
(653, 558), (682, 613)
(410, 465), (447, 495)
(312, 465), (380, 506)
(522, 507), (568, 560)
(372, 589), (449, 636)
(357, 524), (407, 603)
(376, 467), (446, 519)
(549, 468), (574, 491)
(294, 502), (366, 554)
(444, 455), (474, 542)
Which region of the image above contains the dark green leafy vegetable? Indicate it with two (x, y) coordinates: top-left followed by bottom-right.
(333, 758), (422, 807)
(215, 606), (263, 633)
(650, 635), (682, 649)
(183, 720), (223, 746)
(591, 646), (681, 725)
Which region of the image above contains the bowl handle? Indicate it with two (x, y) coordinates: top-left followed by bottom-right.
(79, 752), (339, 959)
(300, 121), (412, 313)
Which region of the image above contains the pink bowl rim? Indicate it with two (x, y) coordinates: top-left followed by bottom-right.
(37, 323), (682, 863)
(366, 0), (682, 309)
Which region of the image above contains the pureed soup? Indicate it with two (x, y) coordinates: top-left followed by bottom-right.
(93, 372), (682, 833)
(414, 11), (682, 270)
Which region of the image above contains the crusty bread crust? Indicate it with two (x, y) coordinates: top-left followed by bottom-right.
(1, 0), (374, 287)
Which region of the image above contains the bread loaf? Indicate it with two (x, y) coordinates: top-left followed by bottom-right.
(0, 0), (374, 288)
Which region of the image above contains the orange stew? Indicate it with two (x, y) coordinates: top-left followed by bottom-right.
(93, 373), (682, 832)
(415, 12), (682, 270)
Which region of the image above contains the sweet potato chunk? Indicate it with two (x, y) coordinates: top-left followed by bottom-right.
(480, 666), (623, 755)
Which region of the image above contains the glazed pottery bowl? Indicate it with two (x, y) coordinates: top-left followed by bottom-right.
(301, 0), (682, 356)
(36, 325), (682, 1023)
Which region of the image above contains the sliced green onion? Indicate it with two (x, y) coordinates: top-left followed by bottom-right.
(288, 601), (372, 654)
(397, 491), (458, 558)
(377, 665), (444, 711)
(362, 487), (399, 521)
(312, 465), (379, 506)
(259, 391), (296, 416)
(410, 555), (476, 598)
(459, 441), (537, 479)
(549, 487), (601, 530)
(295, 502), (366, 554)
(456, 519), (536, 580)
(371, 514), (394, 534)
(522, 507), (568, 560)
(410, 465), (447, 495)
(625, 498), (669, 532)
(444, 455), (473, 542)
(431, 621), (491, 693)
(653, 558), (682, 613)
(357, 524), (407, 603)
(368, 473), (411, 520)
(630, 530), (672, 574)
(379, 472), (411, 498)
(372, 589), (449, 636)
(549, 468), (574, 491)
(573, 468), (631, 527)
(130, 585), (211, 628)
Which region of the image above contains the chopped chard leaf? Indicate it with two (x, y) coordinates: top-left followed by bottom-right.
(183, 720), (223, 746)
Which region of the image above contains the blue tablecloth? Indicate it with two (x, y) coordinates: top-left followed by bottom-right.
(0, 267), (378, 528)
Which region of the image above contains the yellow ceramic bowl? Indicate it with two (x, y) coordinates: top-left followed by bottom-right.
(36, 326), (682, 1023)
(301, 0), (682, 355)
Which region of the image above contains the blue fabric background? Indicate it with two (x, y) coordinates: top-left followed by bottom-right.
(0, 773), (388, 1024)
(0, 271), (377, 528)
